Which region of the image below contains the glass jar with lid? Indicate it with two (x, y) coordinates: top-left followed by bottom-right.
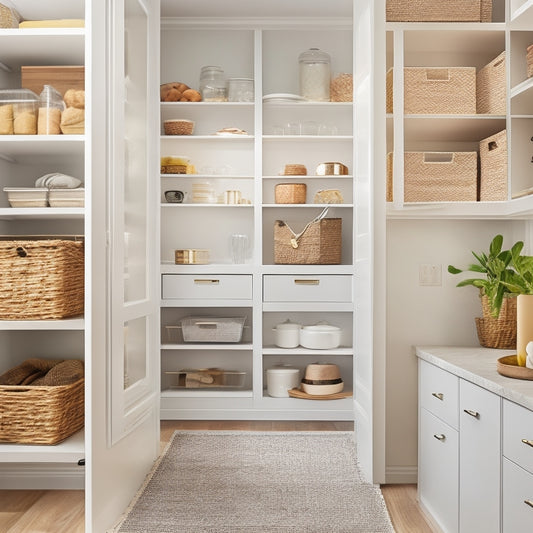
(199, 66), (227, 102)
(298, 48), (331, 101)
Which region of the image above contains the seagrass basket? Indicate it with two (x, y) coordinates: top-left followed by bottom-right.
(479, 130), (507, 201)
(274, 218), (342, 264)
(528, 45), (533, 78)
(476, 294), (517, 349)
(0, 378), (84, 444)
(477, 51), (506, 115)
(0, 238), (84, 319)
(275, 183), (307, 204)
(386, 0), (492, 22)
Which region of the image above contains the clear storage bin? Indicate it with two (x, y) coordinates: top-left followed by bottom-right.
(38, 85), (65, 135)
(0, 89), (39, 135)
(166, 316), (246, 343)
(165, 369), (246, 389)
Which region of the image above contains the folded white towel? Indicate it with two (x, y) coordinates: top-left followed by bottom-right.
(35, 173), (83, 189)
(526, 341), (533, 369)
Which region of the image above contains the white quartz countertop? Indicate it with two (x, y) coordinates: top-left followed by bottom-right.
(415, 346), (533, 411)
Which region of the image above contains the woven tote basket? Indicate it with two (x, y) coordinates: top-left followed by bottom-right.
(0, 239), (84, 320)
(403, 67), (476, 115)
(274, 218), (342, 264)
(386, 0), (492, 22)
(0, 378), (84, 444)
(479, 129), (507, 201)
(403, 152), (478, 202)
(477, 51), (506, 115)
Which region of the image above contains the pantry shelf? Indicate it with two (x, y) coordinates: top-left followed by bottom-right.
(262, 346), (353, 355)
(0, 208), (84, 220)
(0, 136), (84, 158)
(162, 343), (253, 351)
(0, 318), (85, 330)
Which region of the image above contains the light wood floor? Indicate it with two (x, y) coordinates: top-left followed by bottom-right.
(0, 420), (436, 532)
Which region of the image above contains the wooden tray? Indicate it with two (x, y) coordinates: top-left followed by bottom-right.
(496, 355), (533, 381)
(288, 388), (352, 400)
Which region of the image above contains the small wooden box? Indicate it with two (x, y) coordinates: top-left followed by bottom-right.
(21, 66), (85, 97)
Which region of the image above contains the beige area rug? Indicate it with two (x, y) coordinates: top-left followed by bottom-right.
(111, 431), (395, 533)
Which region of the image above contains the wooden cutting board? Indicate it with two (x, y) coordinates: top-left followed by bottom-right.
(288, 388), (353, 400)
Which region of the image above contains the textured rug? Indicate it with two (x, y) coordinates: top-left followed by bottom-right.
(111, 431), (395, 533)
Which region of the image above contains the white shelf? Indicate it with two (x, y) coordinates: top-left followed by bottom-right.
(263, 346), (353, 355)
(160, 101), (254, 108)
(160, 262), (253, 274)
(511, 77), (533, 99)
(161, 203), (253, 208)
(162, 343), (253, 350)
(259, 394), (353, 410)
(262, 203), (353, 208)
(161, 299), (252, 308)
(262, 135), (352, 141)
(511, 0), (533, 26)
(160, 135), (254, 141)
(161, 174), (254, 180)
(0, 430), (84, 463)
(161, 388), (253, 398)
(262, 265), (354, 275)
(262, 175), (353, 180)
(0, 318), (85, 330)
(0, 136), (85, 159)
(0, 208), (84, 220)
(263, 302), (354, 313)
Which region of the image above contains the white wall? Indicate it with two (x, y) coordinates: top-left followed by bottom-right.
(385, 218), (527, 482)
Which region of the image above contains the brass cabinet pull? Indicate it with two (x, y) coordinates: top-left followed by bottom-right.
(194, 279), (220, 284)
(522, 439), (533, 448)
(294, 279), (320, 285)
(431, 392), (444, 401)
(463, 409), (480, 419)
(524, 500), (533, 509)
(433, 434), (446, 441)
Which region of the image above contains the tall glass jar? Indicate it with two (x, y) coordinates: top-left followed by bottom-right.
(298, 48), (331, 101)
(199, 65), (227, 102)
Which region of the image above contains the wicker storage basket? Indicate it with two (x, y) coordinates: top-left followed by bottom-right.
(0, 239), (84, 320)
(386, 152), (394, 201)
(0, 378), (84, 444)
(479, 129), (507, 201)
(386, 0), (492, 22)
(283, 164), (307, 176)
(274, 217), (342, 265)
(275, 183), (307, 204)
(163, 119), (194, 135)
(480, 293), (516, 321)
(527, 45), (533, 78)
(330, 73), (353, 102)
(386, 69), (393, 114)
(477, 51), (506, 115)
(403, 152), (478, 202)
(403, 67), (476, 115)
(475, 318), (516, 349)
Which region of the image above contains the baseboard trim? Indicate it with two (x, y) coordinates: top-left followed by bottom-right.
(0, 463), (84, 489)
(385, 465), (418, 484)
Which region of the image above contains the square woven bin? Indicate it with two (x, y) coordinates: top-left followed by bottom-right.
(0, 378), (84, 444)
(179, 316), (246, 343)
(386, 0), (492, 22)
(477, 51), (506, 114)
(403, 152), (478, 202)
(479, 129), (507, 201)
(274, 218), (342, 264)
(0, 239), (84, 320)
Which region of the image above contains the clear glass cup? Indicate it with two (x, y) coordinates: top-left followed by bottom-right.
(231, 234), (248, 264)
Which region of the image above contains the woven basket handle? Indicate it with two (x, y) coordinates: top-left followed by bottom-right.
(283, 207), (330, 249)
(423, 152), (454, 164)
(16, 246), (27, 257)
(425, 68), (450, 82)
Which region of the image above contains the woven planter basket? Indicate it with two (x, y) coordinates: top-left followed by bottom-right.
(475, 318), (516, 349)
(0, 378), (84, 444)
(477, 51), (506, 115)
(386, 0), (492, 22)
(479, 129), (507, 201)
(274, 218), (342, 265)
(480, 293), (517, 321)
(0, 239), (84, 320)
(275, 183), (307, 204)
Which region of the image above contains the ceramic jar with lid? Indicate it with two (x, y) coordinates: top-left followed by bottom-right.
(266, 366), (300, 397)
(199, 65), (227, 101)
(298, 48), (331, 101)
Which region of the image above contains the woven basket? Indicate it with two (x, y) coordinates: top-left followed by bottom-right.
(479, 129), (507, 201)
(527, 45), (533, 78)
(386, 152), (393, 201)
(330, 73), (353, 102)
(0, 239), (84, 320)
(477, 51), (506, 115)
(0, 2), (21, 28)
(386, 0), (492, 22)
(0, 378), (84, 444)
(274, 218), (342, 265)
(403, 152), (478, 202)
(283, 164), (307, 176)
(386, 69), (393, 114)
(161, 164), (187, 174)
(164, 119), (194, 135)
(275, 183), (307, 204)
(480, 293), (516, 321)
(475, 317), (516, 349)
(403, 67), (476, 115)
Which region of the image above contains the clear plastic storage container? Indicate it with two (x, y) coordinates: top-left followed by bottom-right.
(38, 85), (65, 135)
(0, 89), (39, 135)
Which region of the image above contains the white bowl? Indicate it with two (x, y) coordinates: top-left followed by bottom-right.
(299, 324), (341, 350)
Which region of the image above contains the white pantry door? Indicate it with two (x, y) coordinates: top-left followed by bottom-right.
(87, 0), (160, 531)
(353, 0), (386, 484)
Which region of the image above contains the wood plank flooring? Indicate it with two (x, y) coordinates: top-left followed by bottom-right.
(0, 421), (436, 532)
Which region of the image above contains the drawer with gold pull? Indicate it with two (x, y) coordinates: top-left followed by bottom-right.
(263, 275), (352, 303)
(162, 274), (252, 300)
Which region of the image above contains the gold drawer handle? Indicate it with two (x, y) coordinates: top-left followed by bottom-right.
(524, 500), (533, 509)
(194, 279), (220, 285)
(464, 409), (480, 419)
(522, 439), (533, 448)
(294, 279), (320, 285)
(431, 392), (444, 401)
(433, 434), (446, 441)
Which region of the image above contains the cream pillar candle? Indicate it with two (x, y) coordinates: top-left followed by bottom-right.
(516, 294), (533, 366)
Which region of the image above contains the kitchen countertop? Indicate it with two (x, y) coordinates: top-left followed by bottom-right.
(415, 346), (533, 411)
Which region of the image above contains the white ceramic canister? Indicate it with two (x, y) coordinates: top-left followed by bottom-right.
(272, 319), (302, 348)
(298, 48), (331, 101)
(266, 366), (300, 397)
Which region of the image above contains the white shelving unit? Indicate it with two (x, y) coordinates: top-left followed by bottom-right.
(159, 6), (356, 420)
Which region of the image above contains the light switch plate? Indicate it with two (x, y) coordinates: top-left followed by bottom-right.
(419, 263), (442, 286)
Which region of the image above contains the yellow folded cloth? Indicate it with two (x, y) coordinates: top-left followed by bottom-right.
(19, 19), (84, 28)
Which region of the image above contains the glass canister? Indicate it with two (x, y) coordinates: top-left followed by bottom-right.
(38, 85), (64, 135)
(199, 65), (227, 102)
(298, 48), (331, 101)
(227, 78), (254, 102)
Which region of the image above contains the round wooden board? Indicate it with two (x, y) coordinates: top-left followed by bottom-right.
(288, 388), (353, 400)
(496, 355), (533, 381)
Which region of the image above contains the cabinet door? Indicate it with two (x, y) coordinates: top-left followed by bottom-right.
(502, 457), (533, 533)
(459, 380), (501, 533)
(419, 407), (459, 533)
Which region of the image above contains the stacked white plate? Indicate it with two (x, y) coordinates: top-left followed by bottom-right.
(262, 93), (306, 103)
(191, 181), (216, 204)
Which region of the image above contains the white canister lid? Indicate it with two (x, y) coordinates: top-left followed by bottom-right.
(267, 366), (299, 374)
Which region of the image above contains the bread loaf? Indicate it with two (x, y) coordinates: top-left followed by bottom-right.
(14, 111), (37, 134)
(60, 107), (84, 134)
(38, 107), (62, 135)
(160, 82), (201, 102)
(0, 104), (14, 134)
(64, 89), (85, 109)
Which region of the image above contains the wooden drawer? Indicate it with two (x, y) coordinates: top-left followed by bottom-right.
(263, 275), (352, 303)
(419, 360), (459, 429)
(162, 274), (252, 300)
(502, 457), (533, 533)
(503, 400), (533, 475)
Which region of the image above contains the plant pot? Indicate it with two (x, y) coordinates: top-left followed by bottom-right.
(480, 292), (517, 321)
(516, 294), (533, 366)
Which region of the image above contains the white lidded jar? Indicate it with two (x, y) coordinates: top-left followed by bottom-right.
(266, 366), (300, 397)
(298, 48), (331, 101)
